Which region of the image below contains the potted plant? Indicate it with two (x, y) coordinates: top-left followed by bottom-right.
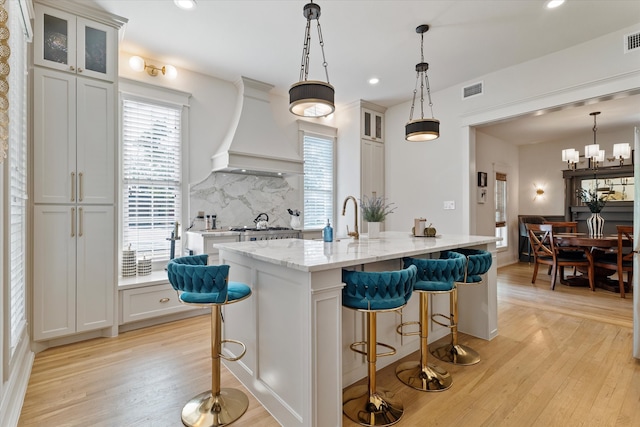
(576, 182), (608, 237)
(360, 194), (396, 238)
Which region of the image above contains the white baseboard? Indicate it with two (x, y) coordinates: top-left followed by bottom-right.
(0, 335), (34, 427)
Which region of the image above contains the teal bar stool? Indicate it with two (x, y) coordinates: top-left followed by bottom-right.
(430, 248), (492, 365)
(167, 254), (252, 427)
(342, 264), (417, 427)
(396, 251), (466, 392)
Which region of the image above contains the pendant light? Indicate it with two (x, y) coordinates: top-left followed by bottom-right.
(289, 1), (335, 118)
(406, 25), (440, 142)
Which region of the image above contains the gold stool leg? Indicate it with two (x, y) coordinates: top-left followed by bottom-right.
(396, 292), (452, 392)
(430, 286), (481, 366)
(181, 306), (249, 427)
(344, 311), (404, 426)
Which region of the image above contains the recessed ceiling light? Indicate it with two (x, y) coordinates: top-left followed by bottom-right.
(174, 0), (197, 10)
(368, 77), (380, 85)
(545, 0), (565, 9)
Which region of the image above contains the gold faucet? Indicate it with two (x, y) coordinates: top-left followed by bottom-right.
(342, 196), (359, 240)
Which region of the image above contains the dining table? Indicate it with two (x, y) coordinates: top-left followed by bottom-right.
(554, 232), (630, 293)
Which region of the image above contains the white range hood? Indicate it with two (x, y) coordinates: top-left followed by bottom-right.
(211, 76), (303, 177)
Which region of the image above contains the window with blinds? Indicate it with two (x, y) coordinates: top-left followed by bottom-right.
(122, 99), (182, 264)
(495, 172), (508, 248)
(303, 134), (335, 229)
(8, 0), (29, 358)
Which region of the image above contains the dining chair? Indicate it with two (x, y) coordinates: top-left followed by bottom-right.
(594, 225), (634, 298)
(518, 216), (546, 263)
(544, 221), (581, 276)
(526, 223), (594, 291)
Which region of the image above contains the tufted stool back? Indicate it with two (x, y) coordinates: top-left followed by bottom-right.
(403, 251), (466, 292)
(453, 248), (492, 283)
(342, 265), (417, 311)
(167, 254), (251, 305)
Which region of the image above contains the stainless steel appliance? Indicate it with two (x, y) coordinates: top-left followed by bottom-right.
(230, 227), (301, 241)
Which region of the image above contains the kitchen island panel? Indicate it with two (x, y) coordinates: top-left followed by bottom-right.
(457, 244), (498, 340)
(220, 250), (344, 427)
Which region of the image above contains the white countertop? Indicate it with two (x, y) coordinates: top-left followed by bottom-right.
(215, 231), (499, 272)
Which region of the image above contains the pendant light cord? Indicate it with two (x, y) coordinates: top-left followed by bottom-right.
(298, 3), (330, 84)
(409, 30), (435, 121)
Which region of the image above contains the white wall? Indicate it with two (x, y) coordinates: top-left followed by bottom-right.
(476, 131), (519, 265)
(384, 23), (640, 267)
(334, 101), (362, 237)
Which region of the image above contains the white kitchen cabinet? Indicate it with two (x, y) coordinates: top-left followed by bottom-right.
(120, 283), (202, 325)
(33, 68), (114, 205)
(33, 205), (114, 340)
(31, 3), (122, 344)
(34, 2), (118, 82)
(361, 107), (384, 142)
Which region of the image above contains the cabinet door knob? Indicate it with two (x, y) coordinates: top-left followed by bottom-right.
(69, 65), (75, 71)
(159, 297), (170, 303)
(78, 67), (84, 73)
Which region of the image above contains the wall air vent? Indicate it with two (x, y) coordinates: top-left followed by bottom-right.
(462, 82), (483, 99)
(624, 31), (640, 53)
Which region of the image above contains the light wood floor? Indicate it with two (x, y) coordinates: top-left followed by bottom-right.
(19, 263), (639, 426)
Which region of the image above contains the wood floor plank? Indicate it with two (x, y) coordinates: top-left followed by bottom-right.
(19, 262), (639, 426)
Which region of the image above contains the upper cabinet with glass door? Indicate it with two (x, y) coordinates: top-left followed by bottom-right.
(34, 3), (117, 82)
(361, 108), (385, 142)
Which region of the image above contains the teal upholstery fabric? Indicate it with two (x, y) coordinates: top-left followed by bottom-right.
(342, 265), (417, 311)
(403, 251), (466, 292)
(167, 254), (251, 304)
(453, 248), (493, 283)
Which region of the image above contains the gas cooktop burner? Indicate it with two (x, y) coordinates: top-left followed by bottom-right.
(229, 227), (294, 232)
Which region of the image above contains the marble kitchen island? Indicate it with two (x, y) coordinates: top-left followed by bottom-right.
(215, 231), (499, 426)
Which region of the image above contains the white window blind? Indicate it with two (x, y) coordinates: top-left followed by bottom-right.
(122, 99), (182, 264)
(495, 172), (508, 248)
(303, 134), (334, 229)
(8, 0), (29, 356)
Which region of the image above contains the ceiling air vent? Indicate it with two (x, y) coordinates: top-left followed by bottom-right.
(624, 31), (640, 53)
(462, 82), (483, 99)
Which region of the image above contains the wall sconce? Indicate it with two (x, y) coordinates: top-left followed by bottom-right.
(533, 184), (545, 201)
(129, 56), (178, 79)
(607, 142), (631, 166)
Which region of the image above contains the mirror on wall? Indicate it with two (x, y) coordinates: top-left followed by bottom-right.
(581, 177), (634, 202)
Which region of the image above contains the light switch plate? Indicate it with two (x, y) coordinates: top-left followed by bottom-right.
(443, 200), (455, 210)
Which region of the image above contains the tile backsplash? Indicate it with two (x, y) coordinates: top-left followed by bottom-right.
(189, 172), (301, 229)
